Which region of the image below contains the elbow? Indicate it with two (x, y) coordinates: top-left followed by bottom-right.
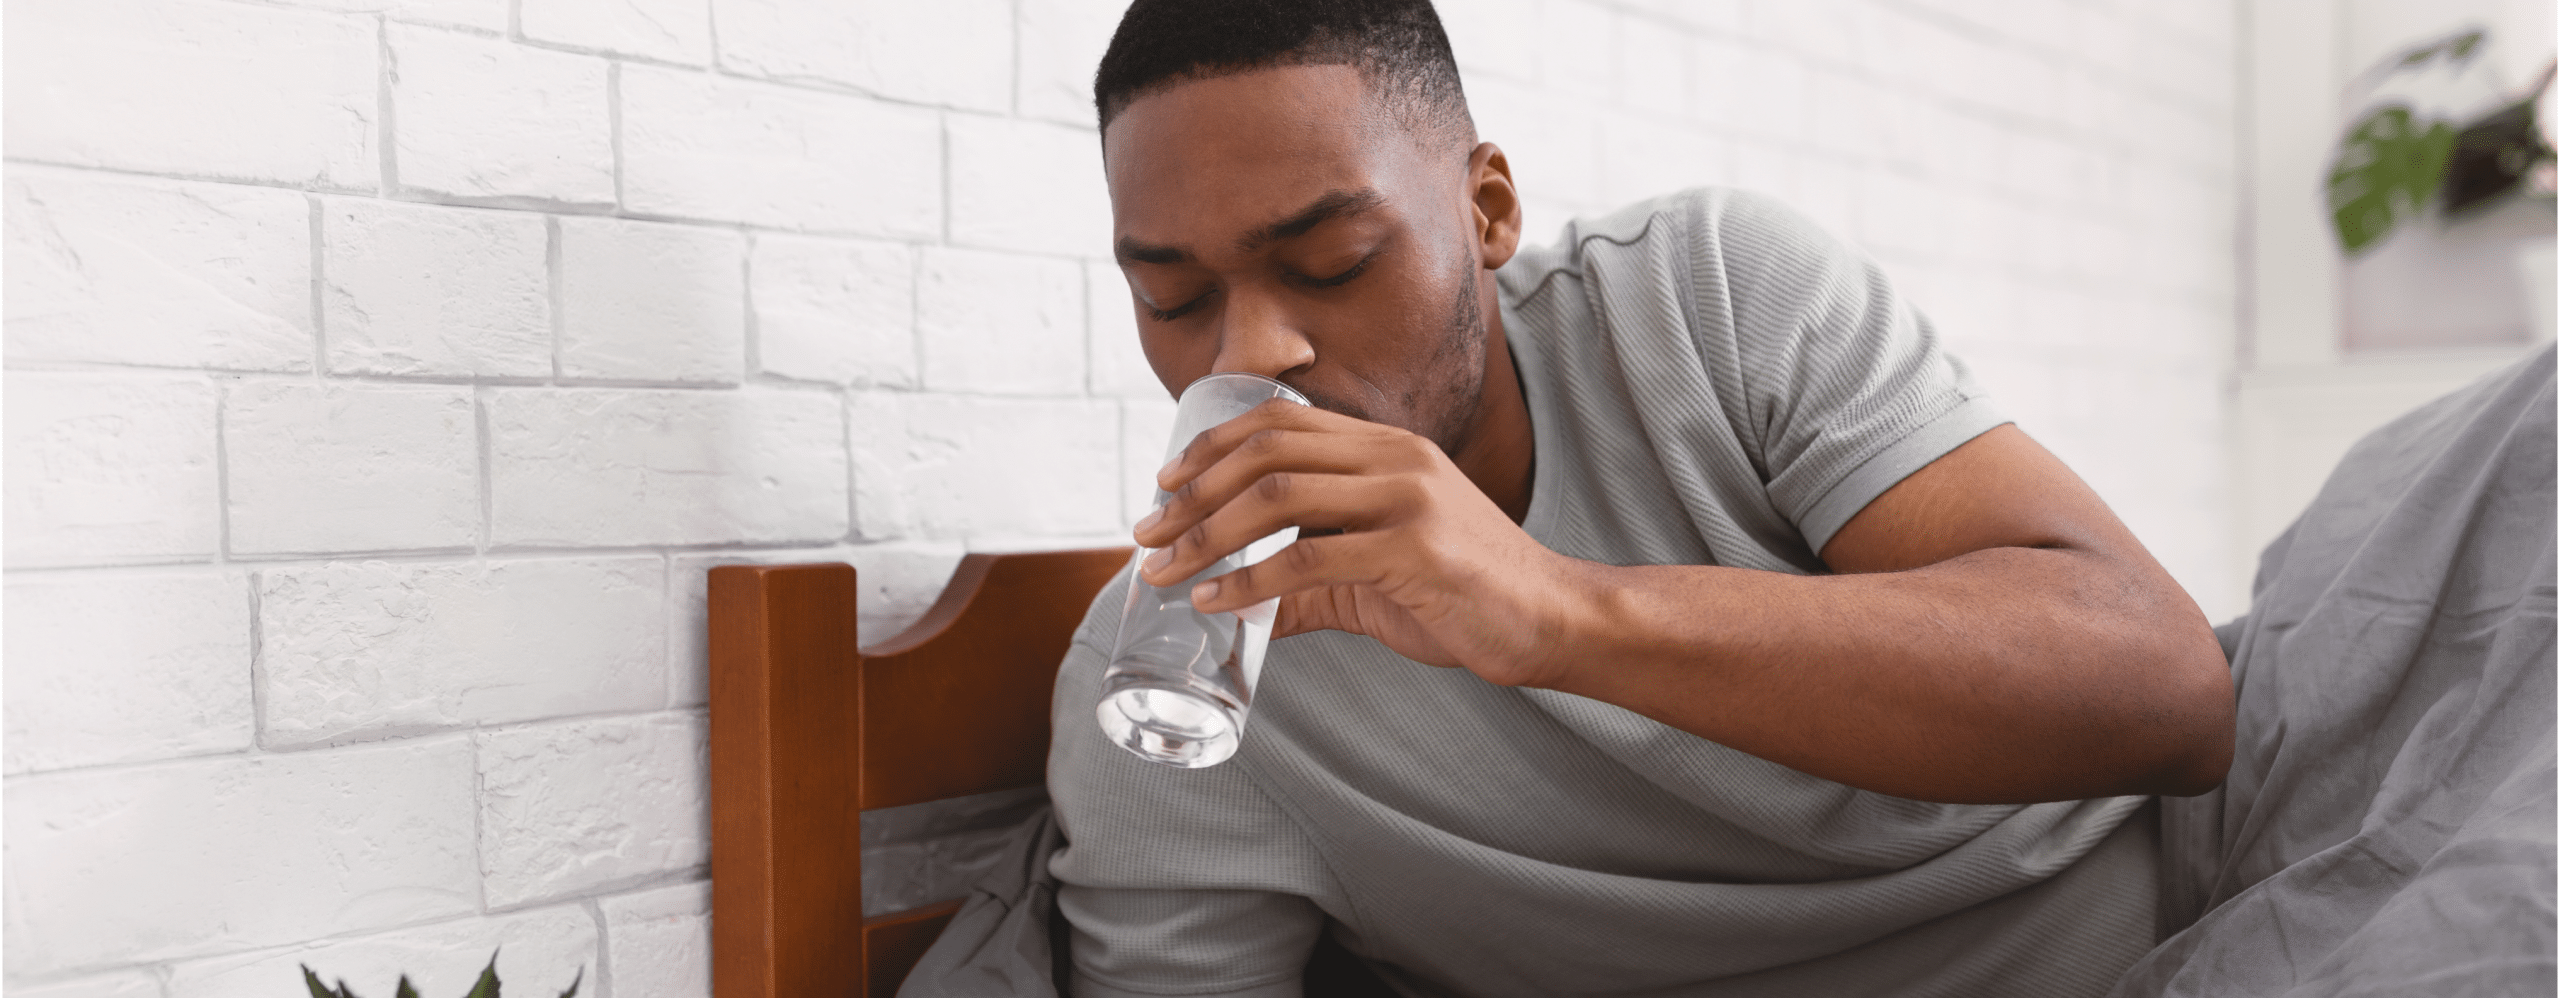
(2141, 642), (2236, 798)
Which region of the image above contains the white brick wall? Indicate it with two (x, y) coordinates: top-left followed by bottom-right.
(4, 571), (255, 773)
(555, 216), (745, 383)
(323, 198), (553, 377)
(1, 0), (2241, 992)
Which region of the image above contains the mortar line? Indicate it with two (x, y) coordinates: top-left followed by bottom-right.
(377, 15), (398, 197)
(309, 196), (329, 375)
(547, 215), (565, 382)
(476, 385), (494, 555)
(740, 231), (760, 378)
(608, 61), (626, 210)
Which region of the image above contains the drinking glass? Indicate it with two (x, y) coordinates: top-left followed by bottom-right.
(1095, 372), (1307, 768)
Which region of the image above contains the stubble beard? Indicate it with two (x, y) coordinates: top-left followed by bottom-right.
(1293, 259), (1488, 457)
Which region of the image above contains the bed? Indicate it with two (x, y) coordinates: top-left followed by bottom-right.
(706, 548), (1131, 998)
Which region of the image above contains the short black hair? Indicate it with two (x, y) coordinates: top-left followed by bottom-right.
(1093, 0), (1473, 148)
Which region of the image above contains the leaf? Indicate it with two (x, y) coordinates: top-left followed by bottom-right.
(556, 966), (584, 998)
(2328, 104), (2458, 253)
(302, 965), (353, 998)
(395, 976), (421, 998)
(459, 951), (502, 998)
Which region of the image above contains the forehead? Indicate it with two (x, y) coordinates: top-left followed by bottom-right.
(1103, 64), (1418, 242)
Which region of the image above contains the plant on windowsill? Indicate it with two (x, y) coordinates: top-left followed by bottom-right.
(299, 951), (582, 998)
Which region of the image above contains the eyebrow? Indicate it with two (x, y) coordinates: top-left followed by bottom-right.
(1114, 187), (1386, 265)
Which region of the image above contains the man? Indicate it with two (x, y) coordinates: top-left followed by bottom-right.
(1045, 1), (2233, 995)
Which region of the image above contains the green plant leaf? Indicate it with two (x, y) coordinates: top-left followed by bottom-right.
(459, 952), (501, 998)
(2329, 104), (2458, 253)
(556, 966), (584, 998)
(395, 976), (420, 998)
(302, 965), (353, 998)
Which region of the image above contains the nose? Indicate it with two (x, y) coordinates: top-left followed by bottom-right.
(1207, 284), (1315, 380)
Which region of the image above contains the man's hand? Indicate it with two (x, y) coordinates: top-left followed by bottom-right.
(1133, 397), (1581, 688)
(1133, 403), (2235, 805)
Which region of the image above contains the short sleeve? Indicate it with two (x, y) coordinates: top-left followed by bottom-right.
(1699, 191), (2008, 554)
(1045, 567), (1334, 995)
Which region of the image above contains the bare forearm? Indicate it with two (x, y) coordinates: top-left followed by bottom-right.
(1539, 547), (2234, 804)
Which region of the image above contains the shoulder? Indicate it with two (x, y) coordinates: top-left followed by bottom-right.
(1498, 188), (1856, 305)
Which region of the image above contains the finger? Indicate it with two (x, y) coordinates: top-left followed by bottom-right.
(1134, 426), (1397, 548)
(1191, 532), (1383, 615)
(1138, 472), (1408, 586)
(1154, 396), (1378, 493)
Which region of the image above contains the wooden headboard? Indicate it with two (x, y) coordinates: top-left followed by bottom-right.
(708, 548), (1131, 998)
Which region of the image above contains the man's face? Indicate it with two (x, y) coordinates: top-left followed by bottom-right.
(1102, 64), (1490, 453)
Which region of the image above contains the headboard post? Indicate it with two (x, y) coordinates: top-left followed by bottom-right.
(710, 563), (866, 998)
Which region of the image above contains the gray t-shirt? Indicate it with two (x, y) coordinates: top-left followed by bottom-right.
(1046, 189), (2158, 998)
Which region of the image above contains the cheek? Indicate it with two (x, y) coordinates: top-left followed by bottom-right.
(1137, 326), (1206, 395)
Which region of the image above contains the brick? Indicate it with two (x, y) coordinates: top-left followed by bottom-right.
(388, 26), (614, 204)
(3, 0), (376, 188)
(1121, 398), (1178, 527)
(477, 713), (707, 908)
(917, 248), (1085, 395)
(715, 0), (1009, 113)
(258, 557), (666, 747)
(4, 169), (313, 372)
(849, 393), (1120, 540)
(1600, 116), (1729, 205)
(1746, 0), (1858, 58)
(557, 217), (745, 385)
(1856, 169), (1950, 261)
(322, 198), (551, 378)
(1714, 43), (1808, 144)
(488, 387), (848, 546)
(2, 740), (477, 974)
(169, 906), (594, 998)
(12, 971), (160, 998)
(1441, 0), (1541, 82)
(621, 66), (939, 236)
(4, 571), (252, 774)
(597, 882), (711, 998)
(224, 382), (478, 555)
(1018, 0), (1126, 124)
(1631, 0), (1742, 35)
(1726, 140), (1800, 206)
(1088, 261), (1167, 400)
(750, 234), (915, 387)
(948, 116), (1111, 258)
(1464, 75), (1603, 208)
(1615, 16), (1690, 119)
(519, 0), (709, 65)
(1538, 0), (1616, 99)
(4, 373), (218, 568)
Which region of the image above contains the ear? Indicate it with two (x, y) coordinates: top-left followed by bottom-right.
(1467, 142), (1524, 271)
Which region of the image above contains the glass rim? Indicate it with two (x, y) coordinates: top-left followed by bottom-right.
(1179, 371), (1308, 405)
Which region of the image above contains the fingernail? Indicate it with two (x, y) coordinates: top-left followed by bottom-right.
(1141, 548), (1171, 574)
(1133, 507), (1162, 532)
(1191, 579), (1221, 604)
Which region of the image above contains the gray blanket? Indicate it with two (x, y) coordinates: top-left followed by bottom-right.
(906, 347), (2557, 995)
(2115, 346), (2557, 996)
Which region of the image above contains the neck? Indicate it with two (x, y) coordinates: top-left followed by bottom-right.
(1451, 274), (1535, 523)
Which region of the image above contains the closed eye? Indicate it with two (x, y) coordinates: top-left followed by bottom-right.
(1144, 288), (1217, 322)
(1298, 253), (1375, 288)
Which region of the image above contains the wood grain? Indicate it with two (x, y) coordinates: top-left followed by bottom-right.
(857, 548), (1133, 812)
(710, 563), (865, 998)
(709, 548), (1130, 997)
